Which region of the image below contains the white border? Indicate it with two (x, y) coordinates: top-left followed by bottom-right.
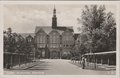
(0, 1), (119, 78)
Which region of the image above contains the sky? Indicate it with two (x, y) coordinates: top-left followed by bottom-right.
(4, 4), (116, 33)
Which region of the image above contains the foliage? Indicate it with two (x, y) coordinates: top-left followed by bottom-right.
(77, 5), (116, 54)
(4, 28), (34, 54)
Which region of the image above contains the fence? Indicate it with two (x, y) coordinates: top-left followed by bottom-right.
(4, 52), (33, 69)
(84, 51), (116, 65)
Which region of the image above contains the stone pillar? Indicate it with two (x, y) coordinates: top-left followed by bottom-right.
(101, 58), (103, 65)
(19, 54), (20, 67)
(108, 58), (110, 65)
(10, 54), (13, 68)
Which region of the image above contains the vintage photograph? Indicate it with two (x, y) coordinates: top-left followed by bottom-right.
(3, 4), (116, 75)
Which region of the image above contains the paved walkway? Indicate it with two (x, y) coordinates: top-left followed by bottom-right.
(70, 61), (116, 71)
(4, 59), (116, 75)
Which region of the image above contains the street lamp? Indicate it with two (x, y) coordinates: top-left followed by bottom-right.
(60, 44), (62, 59)
(33, 47), (36, 62)
(16, 44), (20, 67)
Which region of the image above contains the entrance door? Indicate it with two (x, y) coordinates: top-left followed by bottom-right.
(51, 51), (59, 59)
(42, 49), (45, 58)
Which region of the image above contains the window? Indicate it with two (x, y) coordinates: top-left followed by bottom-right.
(49, 31), (60, 48)
(39, 35), (46, 44)
(66, 44), (68, 47)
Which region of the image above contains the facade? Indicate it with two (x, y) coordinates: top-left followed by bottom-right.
(35, 7), (75, 59)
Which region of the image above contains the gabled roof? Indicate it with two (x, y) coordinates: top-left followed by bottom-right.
(53, 26), (73, 32)
(18, 33), (35, 38)
(35, 26), (52, 34)
(35, 26), (74, 35)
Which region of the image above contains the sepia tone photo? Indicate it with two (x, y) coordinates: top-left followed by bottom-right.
(3, 4), (116, 75)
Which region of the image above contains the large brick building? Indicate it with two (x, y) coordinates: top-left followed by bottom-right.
(34, 7), (75, 59)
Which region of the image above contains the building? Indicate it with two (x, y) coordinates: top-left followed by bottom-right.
(34, 7), (75, 59)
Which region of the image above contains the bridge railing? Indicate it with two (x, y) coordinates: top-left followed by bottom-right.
(83, 51), (116, 65)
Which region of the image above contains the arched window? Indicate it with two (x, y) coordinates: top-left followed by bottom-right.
(62, 30), (74, 48)
(36, 28), (47, 48)
(49, 30), (60, 48)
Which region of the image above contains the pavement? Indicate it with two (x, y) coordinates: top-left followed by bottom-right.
(70, 61), (116, 71)
(4, 59), (116, 75)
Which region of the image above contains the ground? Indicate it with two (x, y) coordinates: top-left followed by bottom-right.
(4, 59), (116, 75)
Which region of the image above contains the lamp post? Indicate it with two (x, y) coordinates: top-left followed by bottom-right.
(60, 44), (62, 59)
(33, 47), (36, 62)
(16, 45), (20, 67)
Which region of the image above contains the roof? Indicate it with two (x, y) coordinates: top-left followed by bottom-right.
(35, 26), (51, 34)
(53, 26), (73, 32)
(18, 33), (35, 38)
(35, 26), (73, 34)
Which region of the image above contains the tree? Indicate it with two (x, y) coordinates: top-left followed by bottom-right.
(77, 5), (116, 54)
(4, 28), (16, 52)
(101, 12), (116, 51)
(4, 31), (8, 52)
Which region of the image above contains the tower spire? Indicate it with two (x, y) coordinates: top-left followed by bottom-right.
(52, 5), (57, 28)
(53, 5), (56, 15)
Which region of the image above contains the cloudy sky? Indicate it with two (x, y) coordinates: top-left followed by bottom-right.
(4, 4), (116, 33)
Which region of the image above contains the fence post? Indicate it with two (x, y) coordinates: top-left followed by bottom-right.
(10, 54), (13, 68)
(19, 53), (20, 67)
(108, 58), (110, 65)
(101, 58), (103, 65)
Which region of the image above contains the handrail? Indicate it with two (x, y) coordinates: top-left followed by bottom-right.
(84, 51), (116, 55)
